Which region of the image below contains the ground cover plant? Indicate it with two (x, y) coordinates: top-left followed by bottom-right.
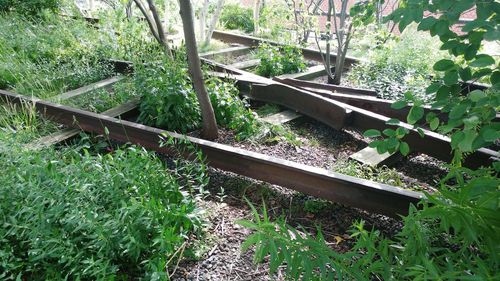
(0, 140), (205, 280)
(0, 0), (61, 17)
(0, 13), (132, 99)
(219, 4), (254, 33)
(0, 101), (60, 145)
(347, 26), (446, 101)
(239, 0), (500, 279)
(63, 78), (139, 113)
(255, 43), (307, 77)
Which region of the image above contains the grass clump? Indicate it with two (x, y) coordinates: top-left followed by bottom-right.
(63, 78), (139, 113)
(0, 101), (59, 144)
(255, 43), (306, 77)
(0, 14), (119, 98)
(332, 158), (407, 188)
(347, 26), (446, 101)
(0, 143), (205, 280)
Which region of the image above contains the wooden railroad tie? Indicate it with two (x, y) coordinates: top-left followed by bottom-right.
(261, 110), (302, 125)
(50, 75), (125, 102)
(25, 99), (139, 150)
(199, 46), (252, 59)
(229, 59), (260, 70)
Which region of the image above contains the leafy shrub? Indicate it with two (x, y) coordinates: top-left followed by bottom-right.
(136, 51), (258, 139)
(255, 43), (306, 77)
(0, 0), (60, 16)
(347, 26), (446, 101)
(0, 144), (205, 279)
(239, 167), (500, 280)
(136, 53), (201, 133)
(219, 4), (254, 33)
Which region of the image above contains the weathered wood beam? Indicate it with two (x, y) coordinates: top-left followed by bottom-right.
(50, 76), (124, 101)
(0, 89), (423, 217)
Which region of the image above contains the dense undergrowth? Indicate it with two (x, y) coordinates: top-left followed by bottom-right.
(135, 50), (284, 141)
(347, 26), (446, 101)
(255, 43), (307, 77)
(0, 132), (206, 280)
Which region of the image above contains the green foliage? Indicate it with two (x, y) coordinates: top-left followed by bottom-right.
(255, 43), (306, 77)
(347, 26), (446, 101)
(332, 159), (406, 188)
(0, 0), (60, 16)
(257, 2), (293, 41)
(0, 143), (205, 280)
(136, 53), (201, 133)
(0, 101), (59, 144)
(371, 0), (500, 164)
(240, 169), (500, 279)
(219, 4), (254, 33)
(136, 51), (259, 139)
(0, 14), (122, 98)
(63, 78), (139, 113)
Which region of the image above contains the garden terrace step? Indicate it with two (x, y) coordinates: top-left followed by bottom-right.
(349, 146), (403, 167)
(229, 59), (260, 70)
(25, 99), (139, 150)
(50, 75), (125, 102)
(261, 110), (302, 125)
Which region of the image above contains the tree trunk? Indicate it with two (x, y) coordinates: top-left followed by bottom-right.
(204, 0), (225, 45)
(179, 0), (219, 140)
(199, 0), (209, 40)
(253, 0), (261, 35)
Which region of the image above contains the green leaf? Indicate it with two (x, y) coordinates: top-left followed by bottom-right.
(464, 44), (479, 60)
(443, 70), (459, 85)
(418, 16), (437, 31)
(458, 67), (472, 82)
(407, 106), (424, 125)
(458, 130), (478, 152)
(468, 90), (486, 102)
(470, 54), (495, 67)
(480, 128), (500, 142)
(491, 71), (500, 85)
(364, 129), (381, 138)
(417, 128), (425, 138)
(430, 118), (439, 130)
(383, 129), (396, 137)
(433, 59), (455, 71)
(433, 20), (449, 35)
(449, 103), (469, 119)
(451, 131), (465, 149)
(391, 100), (408, 109)
(386, 118), (400, 125)
(399, 142), (410, 156)
(426, 82), (441, 94)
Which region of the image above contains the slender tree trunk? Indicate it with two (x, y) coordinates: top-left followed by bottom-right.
(179, 0), (218, 140)
(204, 0), (225, 45)
(253, 0), (261, 35)
(325, 0), (333, 82)
(126, 0), (133, 19)
(134, 0), (172, 56)
(199, 0), (209, 40)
